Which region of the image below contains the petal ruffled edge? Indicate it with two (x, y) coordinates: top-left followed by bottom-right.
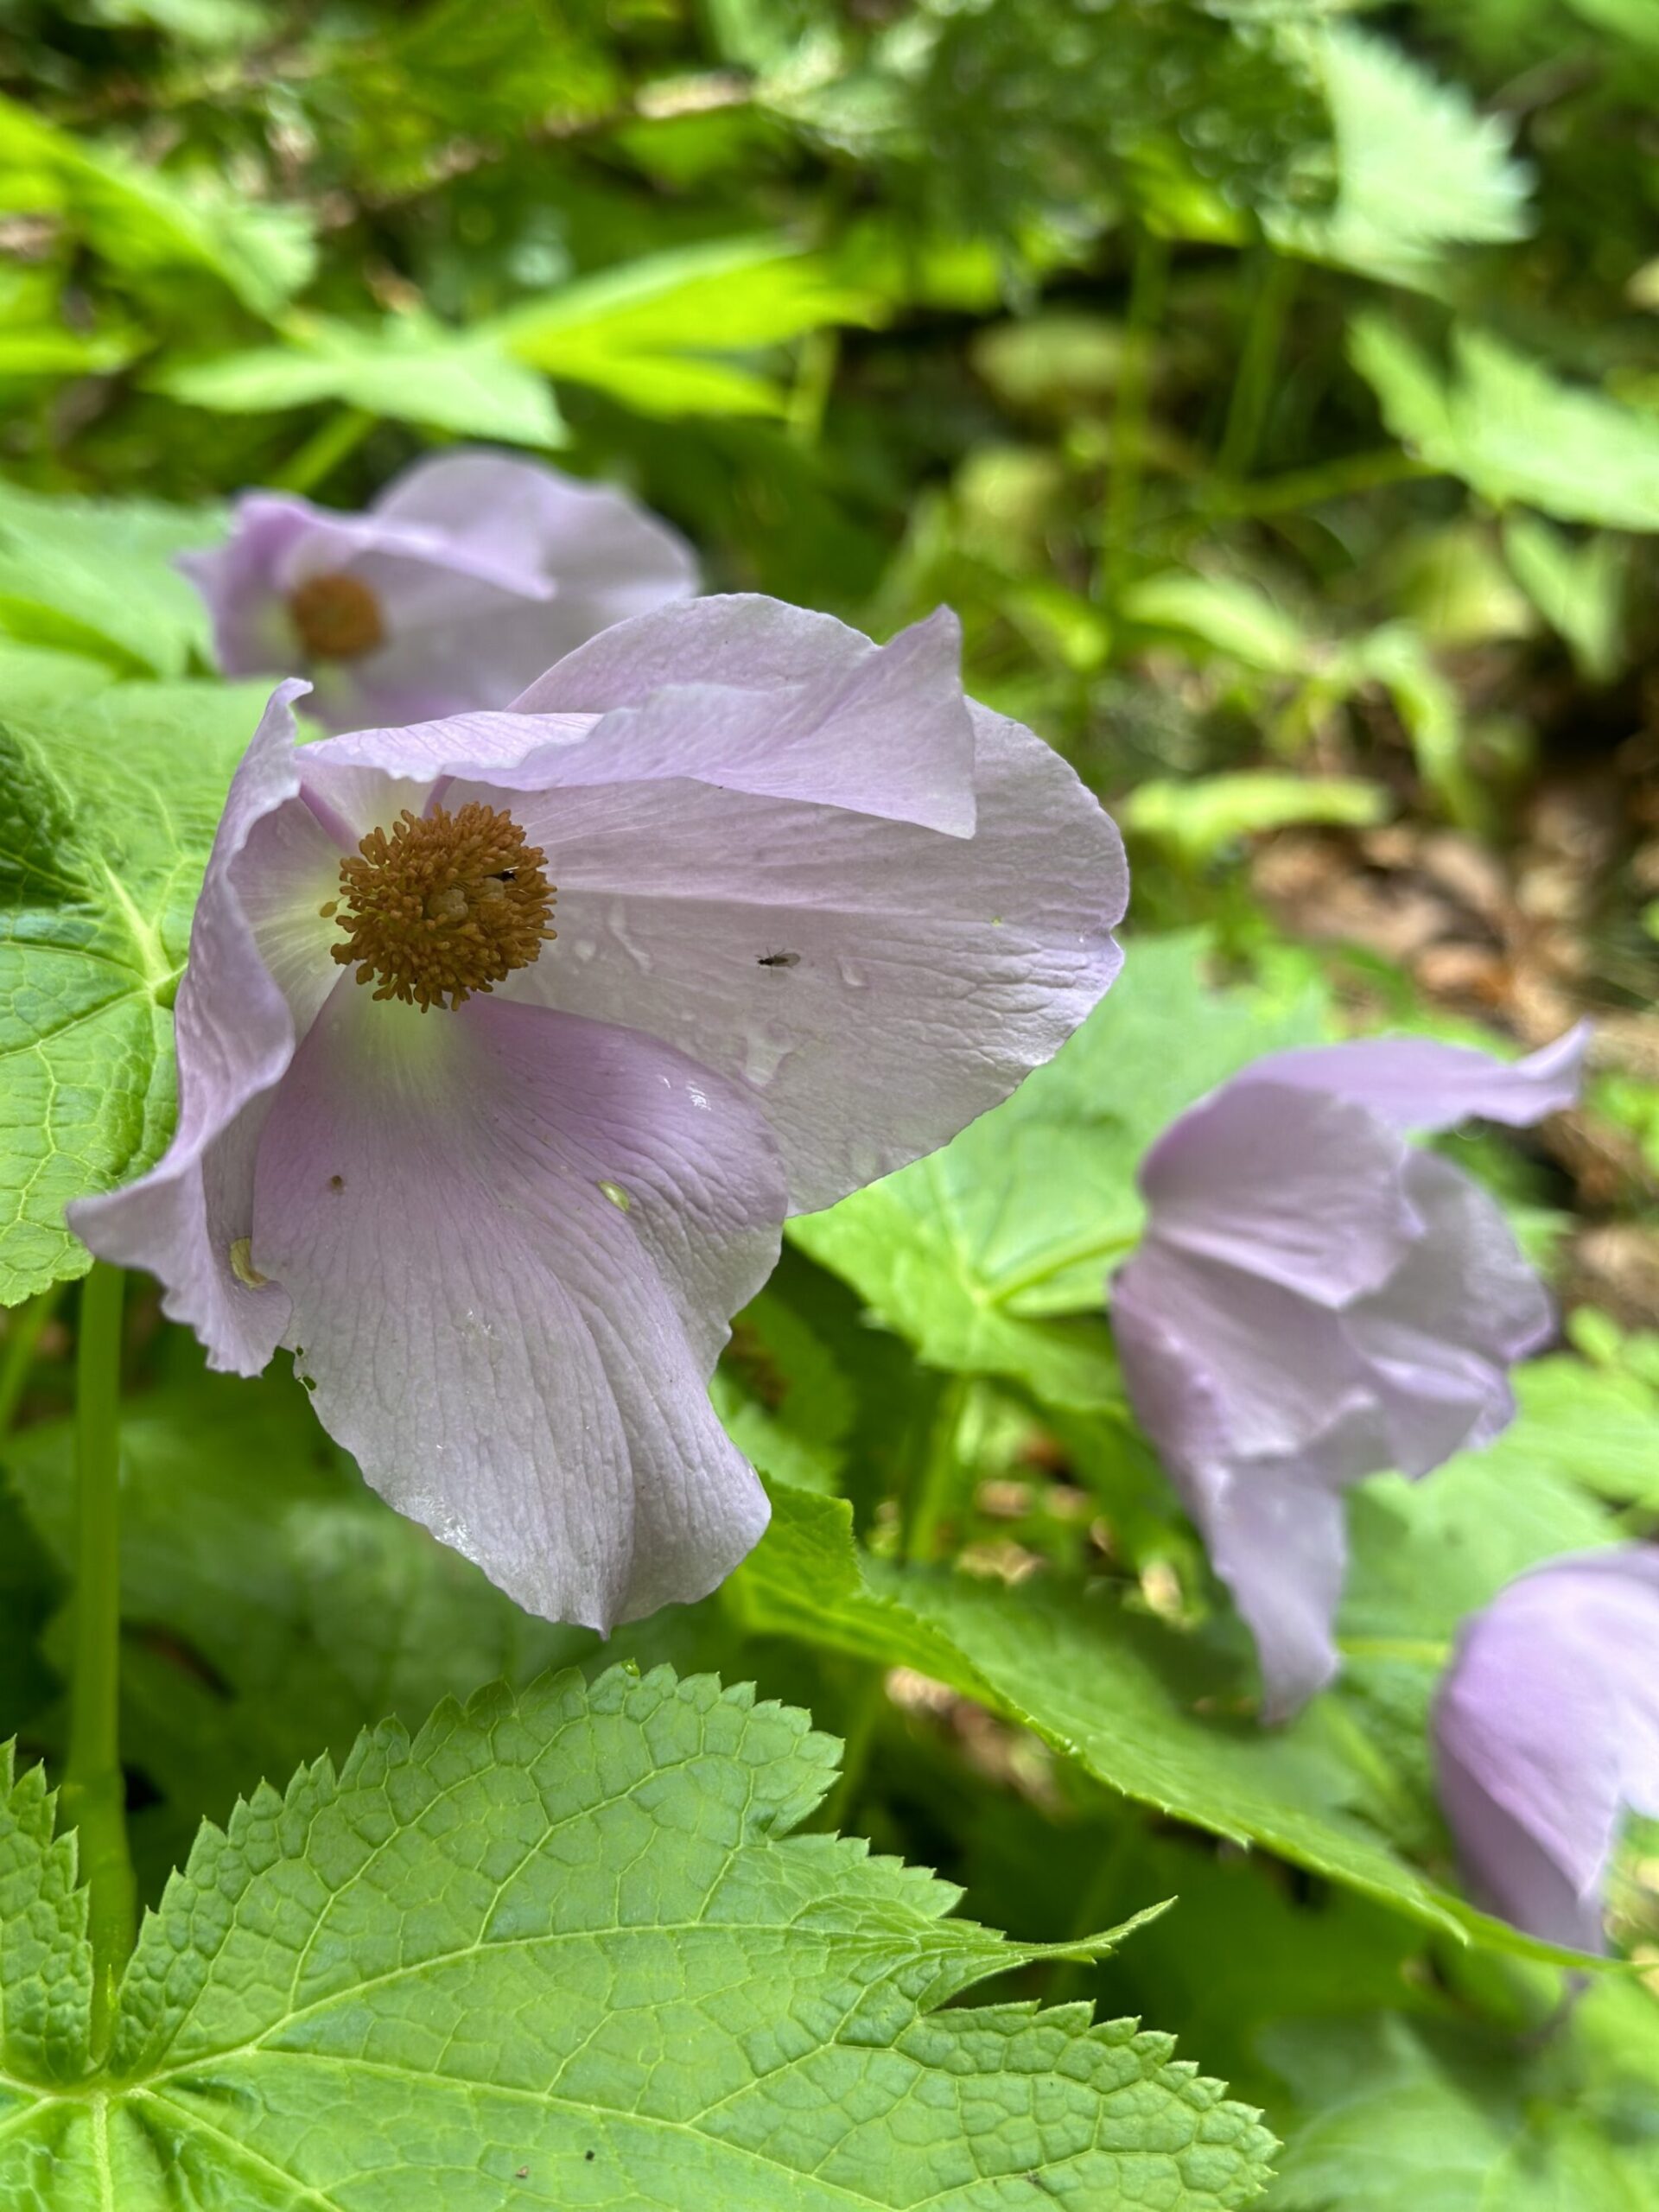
(67, 680), (313, 1370)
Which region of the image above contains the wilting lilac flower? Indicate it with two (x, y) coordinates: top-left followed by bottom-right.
(1109, 1027), (1587, 1719)
(1434, 1548), (1659, 1951)
(181, 448), (698, 734)
(70, 598), (1127, 1627)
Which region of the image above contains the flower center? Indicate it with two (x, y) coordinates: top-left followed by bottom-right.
(326, 803), (557, 1012)
(289, 572), (385, 660)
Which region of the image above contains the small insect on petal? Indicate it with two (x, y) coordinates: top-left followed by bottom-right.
(597, 1180), (632, 1212)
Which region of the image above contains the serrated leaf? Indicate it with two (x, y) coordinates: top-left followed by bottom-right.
(1352, 317), (1659, 530)
(1270, 26), (1530, 284)
(1502, 512), (1627, 683)
(789, 936), (1327, 1390)
(0, 480), (219, 677)
(0, 678), (271, 1302)
(0, 1667), (1276, 2208)
(154, 312), (565, 446)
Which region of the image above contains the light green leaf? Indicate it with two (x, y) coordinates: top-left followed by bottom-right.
(732, 1484), (1573, 1959)
(156, 313), (565, 446)
(0, 678), (270, 1303)
(0, 96), (314, 318)
(1271, 27), (1530, 284)
(1123, 774), (1391, 865)
(1262, 1982), (1659, 2210)
(790, 936), (1327, 1381)
(1352, 317), (1659, 531)
(1502, 513), (1627, 683)
(1, 1668), (1275, 2209)
(497, 236), (881, 419)
(0, 480), (219, 677)
(1122, 572), (1312, 676)
(1342, 622), (1479, 827)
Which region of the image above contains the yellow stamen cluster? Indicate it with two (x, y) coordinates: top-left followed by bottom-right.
(289, 571), (386, 660)
(327, 803), (557, 1012)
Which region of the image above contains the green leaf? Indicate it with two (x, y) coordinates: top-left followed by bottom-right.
(1501, 513), (1627, 684)
(0, 1668), (1276, 2208)
(1270, 26), (1531, 284)
(3, 1361), (586, 1886)
(732, 1484), (1563, 1957)
(154, 312), (565, 446)
(1351, 317), (1659, 531)
(497, 238), (881, 420)
(1122, 572), (1313, 676)
(1123, 774), (1391, 865)
(1262, 1982), (1659, 2210)
(0, 96), (315, 318)
(0, 678), (270, 1303)
(790, 936), (1327, 1390)
(0, 480), (219, 677)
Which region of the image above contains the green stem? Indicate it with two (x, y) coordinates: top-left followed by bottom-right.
(1103, 226), (1170, 603)
(786, 327), (841, 448)
(60, 1263), (134, 2059)
(1209, 447), (1438, 518)
(1217, 248), (1298, 482)
(271, 407), (375, 496)
(813, 1663), (889, 1834)
(901, 1376), (970, 1565)
(0, 1281), (64, 1438)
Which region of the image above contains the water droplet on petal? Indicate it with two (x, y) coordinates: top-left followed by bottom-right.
(607, 900), (653, 973)
(598, 1179), (632, 1212)
(741, 1026), (794, 1089)
(836, 957), (868, 989)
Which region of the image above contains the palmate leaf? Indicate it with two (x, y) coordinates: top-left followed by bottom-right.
(0, 678), (271, 1303)
(0, 1669), (1277, 2209)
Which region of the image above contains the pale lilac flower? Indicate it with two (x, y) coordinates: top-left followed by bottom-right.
(70, 598), (1127, 1628)
(1109, 1027), (1587, 1719)
(181, 448), (698, 734)
(1434, 1548), (1659, 1951)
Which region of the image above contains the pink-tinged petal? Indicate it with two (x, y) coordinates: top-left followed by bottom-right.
(463, 700), (1127, 1212)
(1110, 1268), (1379, 1718)
(1235, 1023), (1589, 1135)
(511, 597), (979, 835)
(247, 988), (785, 1629)
(372, 447), (697, 625)
(1347, 1152), (1552, 1477)
(1433, 1548), (1659, 1950)
(67, 681), (321, 1370)
(1139, 1079), (1420, 1303)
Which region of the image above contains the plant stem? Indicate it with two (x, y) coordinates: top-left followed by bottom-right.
(901, 1376), (970, 1565)
(1217, 247), (1298, 482)
(271, 407), (375, 496)
(60, 1263), (135, 2059)
(1103, 226), (1170, 603)
(0, 1281), (64, 1438)
(1209, 446), (1437, 518)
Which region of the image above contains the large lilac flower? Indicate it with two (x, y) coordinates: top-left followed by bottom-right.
(1109, 1027), (1587, 1719)
(69, 598), (1127, 1627)
(1434, 1548), (1659, 1951)
(181, 448), (698, 733)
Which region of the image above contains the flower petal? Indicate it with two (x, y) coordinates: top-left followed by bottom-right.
(1138, 1078), (1420, 1304)
(1109, 1265), (1380, 1717)
(67, 682), (316, 1370)
(511, 597), (980, 835)
(1233, 1024), (1589, 1135)
(1346, 1151), (1551, 1477)
(463, 700), (1126, 1212)
(1433, 1547), (1659, 1950)
(247, 987), (786, 1628)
